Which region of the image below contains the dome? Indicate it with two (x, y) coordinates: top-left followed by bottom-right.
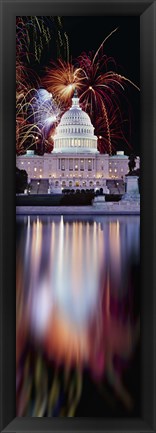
(61, 106), (92, 126)
(53, 90), (98, 153)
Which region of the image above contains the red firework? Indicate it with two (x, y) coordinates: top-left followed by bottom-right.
(41, 28), (139, 154)
(76, 28), (139, 154)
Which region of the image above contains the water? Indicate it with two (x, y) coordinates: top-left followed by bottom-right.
(16, 215), (140, 417)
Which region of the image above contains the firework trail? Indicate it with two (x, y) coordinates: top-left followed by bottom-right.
(96, 105), (132, 153)
(16, 16), (70, 153)
(16, 16), (69, 65)
(16, 88), (60, 154)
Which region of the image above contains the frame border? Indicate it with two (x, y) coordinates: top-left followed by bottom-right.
(0, 0), (156, 432)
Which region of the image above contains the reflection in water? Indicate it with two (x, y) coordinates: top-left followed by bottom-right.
(16, 215), (140, 417)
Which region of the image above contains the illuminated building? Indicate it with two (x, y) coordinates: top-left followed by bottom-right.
(16, 91), (140, 193)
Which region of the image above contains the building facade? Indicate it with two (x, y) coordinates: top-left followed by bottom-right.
(16, 92), (140, 193)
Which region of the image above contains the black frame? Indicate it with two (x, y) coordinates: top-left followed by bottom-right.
(0, 0), (156, 432)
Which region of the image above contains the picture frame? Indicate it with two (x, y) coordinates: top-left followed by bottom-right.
(0, 0), (156, 432)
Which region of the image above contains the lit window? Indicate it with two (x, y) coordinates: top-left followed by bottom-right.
(40, 169), (42, 172)
(109, 162), (111, 165)
(34, 167), (37, 172)
(114, 169), (117, 172)
(121, 168), (123, 172)
(21, 162), (24, 165)
(39, 175), (42, 179)
(109, 169), (112, 172)
(28, 162), (30, 165)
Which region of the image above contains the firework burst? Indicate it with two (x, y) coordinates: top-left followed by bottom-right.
(16, 88), (60, 154)
(42, 59), (83, 110)
(43, 28), (139, 154)
(76, 28), (139, 154)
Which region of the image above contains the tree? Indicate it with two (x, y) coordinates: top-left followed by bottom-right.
(128, 154), (136, 173)
(16, 167), (28, 193)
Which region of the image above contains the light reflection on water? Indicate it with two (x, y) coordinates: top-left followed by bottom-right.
(16, 215), (140, 417)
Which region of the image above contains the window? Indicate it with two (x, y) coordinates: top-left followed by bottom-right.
(61, 159), (65, 171)
(80, 159), (84, 171)
(69, 159), (73, 171)
(34, 167), (37, 172)
(88, 159), (92, 171)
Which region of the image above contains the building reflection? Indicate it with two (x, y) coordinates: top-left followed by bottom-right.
(16, 215), (140, 417)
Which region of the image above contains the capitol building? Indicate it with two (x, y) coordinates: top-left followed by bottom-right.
(16, 91), (140, 193)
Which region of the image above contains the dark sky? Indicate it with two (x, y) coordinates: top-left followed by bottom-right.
(62, 16), (140, 86)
